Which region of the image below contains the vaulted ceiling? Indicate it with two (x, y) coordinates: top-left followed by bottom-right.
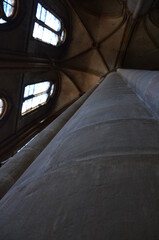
(0, 0), (159, 162)
(54, 0), (159, 110)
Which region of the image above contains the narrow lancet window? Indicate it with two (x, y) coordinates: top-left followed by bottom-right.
(32, 3), (66, 46)
(21, 81), (55, 116)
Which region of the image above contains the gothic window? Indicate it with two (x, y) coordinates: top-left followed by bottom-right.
(0, 98), (7, 119)
(21, 81), (55, 116)
(32, 2), (66, 46)
(0, 0), (18, 24)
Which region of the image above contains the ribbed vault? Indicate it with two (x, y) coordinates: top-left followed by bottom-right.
(52, 0), (159, 113)
(0, 0), (159, 161)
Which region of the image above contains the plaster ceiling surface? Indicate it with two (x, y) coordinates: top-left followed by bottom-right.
(53, 0), (159, 112)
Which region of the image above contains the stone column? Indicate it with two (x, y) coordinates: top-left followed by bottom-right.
(0, 85), (97, 200)
(0, 71), (159, 240)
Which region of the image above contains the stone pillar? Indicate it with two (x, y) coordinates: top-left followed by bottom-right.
(0, 71), (159, 240)
(0, 85), (97, 200)
(117, 68), (159, 118)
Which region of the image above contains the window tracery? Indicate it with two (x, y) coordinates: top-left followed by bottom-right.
(21, 81), (55, 116)
(32, 2), (66, 46)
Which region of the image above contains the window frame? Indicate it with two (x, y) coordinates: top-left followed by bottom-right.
(0, 97), (7, 120)
(21, 80), (56, 116)
(0, 0), (19, 24)
(32, 1), (66, 47)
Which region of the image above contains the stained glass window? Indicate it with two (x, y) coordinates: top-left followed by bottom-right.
(32, 3), (66, 46)
(21, 81), (55, 116)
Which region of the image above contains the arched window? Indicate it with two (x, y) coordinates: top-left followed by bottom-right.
(0, 98), (7, 119)
(0, 0), (18, 24)
(32, 2), (66, 46)
(21, 81), (55, 116)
